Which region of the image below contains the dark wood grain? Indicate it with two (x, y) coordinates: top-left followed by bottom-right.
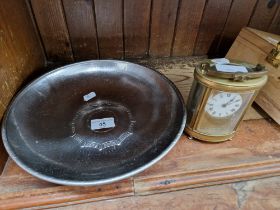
(25, 0), (280, 60)
(94, 0), (123, 59)
(0, 141), (8, 175)
(62, 0), (99, 60)
(249, 0), (279, 31)
(268, 6), (280, 34)
(194, 0), (232, 56)
(172, 0), (206, 56)
(217, 0), (258, 56)
(13, 0), (280, 61)
(31, 0), (73, 61)
(149, 0), (179, 57)
(124, 0), (151, 58)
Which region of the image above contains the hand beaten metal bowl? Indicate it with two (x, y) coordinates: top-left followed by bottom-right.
(2, 60), (186, 186)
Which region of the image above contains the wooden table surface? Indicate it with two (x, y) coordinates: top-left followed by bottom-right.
(0, 119), (280, 209)
(57, 176), (280, 210)
(0, 57), (279, 209)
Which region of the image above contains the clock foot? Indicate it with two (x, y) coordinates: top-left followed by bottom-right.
(187, 135), (193, 140)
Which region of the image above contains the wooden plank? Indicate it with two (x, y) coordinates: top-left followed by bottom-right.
(226, 28), (280, 124)
(0, 178), (133, 210)
(0, 0), (45, 172)
(236, 177), (280, 209)
(1, 158), (27, 177)
(268, 6), (280, 34)
(149, 0), (179, 57)
(31, 0), (73, 61)
(134, 57), (196, 104)
(194, 0), (232, 55)
(62, 0), (99, 60)
(0, 175), (55, 195)
(172, 0), (206, 56)
(94, 0), (123, 59)
(1, 119), (280, 208)
(134, 119), (280, 194)
(249, 0), (279, 31)
(134, 158), (280, 195)
(217, 0), (257, 56)
(124, 0), (151, 58)
(244, 104), (267, 120)
(48, 176), (280, 210)
(246, 27), (280, 48)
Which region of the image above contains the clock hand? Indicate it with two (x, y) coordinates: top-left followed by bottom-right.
(227, 100), (239, 106)
(222, 97), (236, 107)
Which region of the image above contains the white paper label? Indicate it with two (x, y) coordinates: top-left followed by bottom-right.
(91, 117), (115, 130)
(211, 58), (230, 64)
(215, 64), (248, 73)
(83, 92), (96, 101)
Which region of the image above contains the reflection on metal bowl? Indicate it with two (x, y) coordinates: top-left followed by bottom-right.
(2, 60), (186, 186)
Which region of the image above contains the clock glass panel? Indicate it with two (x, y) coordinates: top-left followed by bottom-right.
(195, 90), (254, 135)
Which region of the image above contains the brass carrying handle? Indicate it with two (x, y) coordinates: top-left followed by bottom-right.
(200, 62), (267, 81)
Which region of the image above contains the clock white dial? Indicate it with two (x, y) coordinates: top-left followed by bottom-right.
(205, 92), (242, 118)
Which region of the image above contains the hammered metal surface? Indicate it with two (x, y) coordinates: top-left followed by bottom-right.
(2, 60), (186, 186)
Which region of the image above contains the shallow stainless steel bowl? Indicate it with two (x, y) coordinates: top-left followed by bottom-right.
(2, 60), (186, 186)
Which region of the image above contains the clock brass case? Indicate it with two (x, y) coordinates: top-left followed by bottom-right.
(185, 60), (268, 142)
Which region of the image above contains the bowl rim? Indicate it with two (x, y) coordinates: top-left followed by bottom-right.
(1, 60), (186, 186)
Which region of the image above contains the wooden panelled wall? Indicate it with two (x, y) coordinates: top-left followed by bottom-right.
(0, 0), (46, 171)
(28, 0), (280, 62)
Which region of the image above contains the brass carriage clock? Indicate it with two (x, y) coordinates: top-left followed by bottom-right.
(185, 59), (268, 142)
